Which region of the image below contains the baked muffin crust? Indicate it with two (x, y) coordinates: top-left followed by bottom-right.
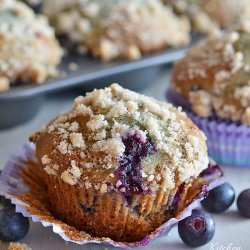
(40, 0), (190, 61)
(34, 83), (208, 191)
(164, 0), (250, 35)
(0, 0), (62, 91)
(171, 24), (250, 125)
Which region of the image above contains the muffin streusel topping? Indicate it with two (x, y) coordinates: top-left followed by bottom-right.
(172, 24), (250, 125)
(34, 84), (208, 193)
(0, 0), (62, 91)
(42, 0), (190, 61)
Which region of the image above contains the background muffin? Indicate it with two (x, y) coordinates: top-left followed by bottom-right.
(31, 84), (208, 242)
(171, 26), (250, 125)
(169, 24), (250, 166)
(39, 0), (190, 61)
(164, 0), (250, 35)
(0, 0), (63, 92)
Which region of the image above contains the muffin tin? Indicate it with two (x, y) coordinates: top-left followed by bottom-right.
(0, 44), (193, 129)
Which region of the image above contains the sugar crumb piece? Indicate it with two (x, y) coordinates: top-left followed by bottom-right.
(107, 102), (128, 118)
(94, 183), (101, 190)
(8, 242), (32, 250)
(44, 164), (59, 175)
(92, 138), (125, 156)
(126, 100), (138, 112)
(100, 183), (108, 193)
(87, 114), (108, 131)
(84, 181), (92, 189)
(69, 122), (79, 132)
(75, 104), (93, 116)
(111, 122), (130, 138)
(61, 161), (82, 185)
(57, 140), (68, 154)
(147, 175), (154, 182)
(70, 133), (85, 148)
(41, 154), (51, 165)
(93, 129), (106, 140)
(143, 99), (161, 114)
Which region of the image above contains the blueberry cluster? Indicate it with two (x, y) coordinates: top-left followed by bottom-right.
(117, 132), (155, 195)
(178, 183), (250, 247)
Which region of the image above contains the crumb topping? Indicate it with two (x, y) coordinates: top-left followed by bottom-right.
(8, 243), (32, 250)
(0, 0), (62, 92)
(165, 0), (250, 35)
(172, 27), (250, 125)
(36, 84), (208, 193)
(42, 0), (190, 61)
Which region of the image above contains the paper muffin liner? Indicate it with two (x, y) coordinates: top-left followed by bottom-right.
(44, 172), (182, 243)
(167, 89), (250, 167)
(0, 142), (224, 248)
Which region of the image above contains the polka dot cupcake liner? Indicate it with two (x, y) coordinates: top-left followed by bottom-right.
(0, 142), (224, 248)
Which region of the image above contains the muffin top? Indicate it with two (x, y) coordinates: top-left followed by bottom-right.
(41, 0), (190, 61)
(165, 0), (250, 35)
(171, 24), (250, 125)
(33, 84), (208, 195)
(0, 0), (62, 92)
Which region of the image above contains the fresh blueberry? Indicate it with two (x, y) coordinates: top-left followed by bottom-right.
(237, 189), (250, 218)
(178, 209), (215, 247)
(0, 207), (30, 242)
(201, 183), (235, 213)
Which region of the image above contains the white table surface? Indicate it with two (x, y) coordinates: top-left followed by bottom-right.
(0, 69), (249, 250)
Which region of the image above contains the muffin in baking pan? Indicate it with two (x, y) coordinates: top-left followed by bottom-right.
(168, 24), (250, 166)
(30, 83), (209, 242)
(39, 0), (190, 61)
(0, 0), (63, 92)
(164, 0), (250, 35)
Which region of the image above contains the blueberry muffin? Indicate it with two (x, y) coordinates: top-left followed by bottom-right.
(30, 84), (209, 242)
(169, 25), (250, 166)
(40, 0), (190, 61)
(171, 27), (250, 125)
(0, 0), (63, 92)
(164, 0), (250, 35)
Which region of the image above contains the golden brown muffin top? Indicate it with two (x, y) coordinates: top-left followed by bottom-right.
(0, 0), (62, 92)
(171, 24), (250, 124)
(32, 84), (208, 194)
(41, 0), (190, 61)
(164, 0), (250, 35)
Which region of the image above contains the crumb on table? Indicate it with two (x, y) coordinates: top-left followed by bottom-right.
(8, 242), (32, 250)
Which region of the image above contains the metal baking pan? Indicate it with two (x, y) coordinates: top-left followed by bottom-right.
(0, 45), (191, 129)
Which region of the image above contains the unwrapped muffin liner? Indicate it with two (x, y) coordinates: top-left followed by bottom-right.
(167, 89), (250, 167)
(0, 142), (224, 248)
